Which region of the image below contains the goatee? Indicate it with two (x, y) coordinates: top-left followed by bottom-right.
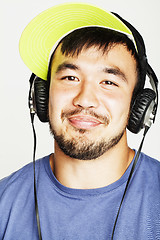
(49, 108), (125, 160)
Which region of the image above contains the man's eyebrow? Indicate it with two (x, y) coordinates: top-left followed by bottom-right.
(103, 67), (127, 82)
(56, 62), (80, 73)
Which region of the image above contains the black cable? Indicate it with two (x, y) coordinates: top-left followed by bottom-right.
(30, 108), (148, 240)
(30, 113), (148, 240)
(111, 126), (149, 239)
(31, 112), (42, 240)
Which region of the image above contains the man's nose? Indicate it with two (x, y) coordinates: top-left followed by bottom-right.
(73, 82), (99, 109)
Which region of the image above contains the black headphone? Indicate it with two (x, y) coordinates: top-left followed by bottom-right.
(29, 14), (158, 134)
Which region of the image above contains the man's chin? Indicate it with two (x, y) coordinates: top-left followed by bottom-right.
(51, 130), (125, 160)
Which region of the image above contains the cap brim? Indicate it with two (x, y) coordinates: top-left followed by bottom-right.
(19, 2), (133, 80)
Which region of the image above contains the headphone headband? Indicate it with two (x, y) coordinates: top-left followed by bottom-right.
(112, 12), (158, 126)
(112, 13), (148, 88)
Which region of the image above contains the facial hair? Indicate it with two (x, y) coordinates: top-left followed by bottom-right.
(49, 108), (126, 160)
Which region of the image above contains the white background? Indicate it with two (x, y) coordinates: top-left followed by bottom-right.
(1, 0), (160, 179)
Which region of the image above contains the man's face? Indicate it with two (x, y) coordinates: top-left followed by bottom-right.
(48, 44), (137, 160)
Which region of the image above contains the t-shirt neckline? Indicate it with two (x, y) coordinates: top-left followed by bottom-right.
(44, 150), (140, 197)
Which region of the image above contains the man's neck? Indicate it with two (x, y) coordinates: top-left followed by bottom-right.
(49, 134), (135, 189)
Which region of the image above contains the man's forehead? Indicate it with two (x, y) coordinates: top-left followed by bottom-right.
(51, 42), (135, 67)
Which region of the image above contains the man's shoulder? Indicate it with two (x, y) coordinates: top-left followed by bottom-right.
(0, 155), (49, 198)
(138, 151), (160, 184)
(140, 152), (160, 169)
(0, 161), (33, 196)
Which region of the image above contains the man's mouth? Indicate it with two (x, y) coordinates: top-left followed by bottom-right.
(68, 115), (103, 130)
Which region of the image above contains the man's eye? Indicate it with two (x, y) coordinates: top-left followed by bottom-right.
(101, 80), (118, 86)
(62, 76), (79, 81)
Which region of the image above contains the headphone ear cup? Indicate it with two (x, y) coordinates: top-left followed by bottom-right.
(34, 77), (49, 122)
(128, 88), (156, 134)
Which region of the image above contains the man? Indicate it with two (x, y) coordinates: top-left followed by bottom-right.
(0, 3), (159, 240)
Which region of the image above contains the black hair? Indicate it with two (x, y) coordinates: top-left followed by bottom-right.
(47, 27), (143, 100)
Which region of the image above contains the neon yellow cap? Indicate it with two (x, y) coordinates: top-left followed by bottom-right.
(19, 2), (134, 80)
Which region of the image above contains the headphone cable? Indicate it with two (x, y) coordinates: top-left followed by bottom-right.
(31, 112), (42, 240)
(31, 108), (148, 240)
(111, 125), (149, 239)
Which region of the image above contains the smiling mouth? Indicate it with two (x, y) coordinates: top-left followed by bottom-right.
(68, 115), (103, 130)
